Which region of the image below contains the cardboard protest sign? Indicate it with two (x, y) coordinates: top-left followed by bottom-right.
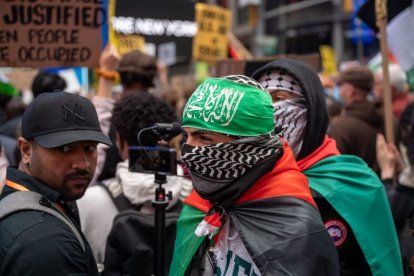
(0, 0), (107, 68)
(193, 3), (231, 63)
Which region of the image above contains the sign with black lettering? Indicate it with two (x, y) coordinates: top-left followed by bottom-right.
(0, 0), (107, 68)
(112, 0), (196, 65)
(193, 4), (231, 63)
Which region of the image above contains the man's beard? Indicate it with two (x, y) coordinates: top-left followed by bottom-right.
(61, 169), (92, 200)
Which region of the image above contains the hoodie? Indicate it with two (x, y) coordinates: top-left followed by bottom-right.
(251, 58), (329, 161)
(252, 59), (403, 276)
(77, 160), (189, 267)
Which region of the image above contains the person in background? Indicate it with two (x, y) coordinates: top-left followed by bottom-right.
(0, 134), (20, 192)
(252, 59), (403, 275)
(0, 91), (112, 275)
(163, 74), (198, 118)
(0, 81), (20, 189)
(373, 63), (414, 120)
(117, 49), (158, 98)
(4, 97), (26, 122)
(93, 46), (164, 183)
(329, 65), (394, 175)
(93, 45), (190, 184)
(90, 44), (122, 185)
(0, 71), (66, 140)
(170, 75), (339, 275)
(0, 81), (19, 125)
(318, 73), (342, 120)
(31, 71), (67, 98)
(77, 93), (191, 273)
(376, 101), (414, 274)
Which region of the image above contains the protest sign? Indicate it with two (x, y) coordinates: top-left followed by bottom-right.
(192, 3), (231, 63)
(108, 0), (145, 56)
(0, 0), (107, 68)
(112, 0), (196, 64)
(113, 34), (145, 56)
(319, 45), (338, 76)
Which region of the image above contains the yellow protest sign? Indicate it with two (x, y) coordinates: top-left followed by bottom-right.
(113, 34), (145, 55)
(108, 0), (145, 55)
(319, 45), (338, 76)
(193, 3), (231, 63)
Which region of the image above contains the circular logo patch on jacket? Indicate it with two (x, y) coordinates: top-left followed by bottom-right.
(325, 220), (347, 246)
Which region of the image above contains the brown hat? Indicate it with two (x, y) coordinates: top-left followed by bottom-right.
(338, 65), (374, 92)
(118, 50), (157, 76)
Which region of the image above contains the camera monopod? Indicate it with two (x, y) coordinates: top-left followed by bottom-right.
(135, 123), (181, 276)
(153, 172), (172, 276)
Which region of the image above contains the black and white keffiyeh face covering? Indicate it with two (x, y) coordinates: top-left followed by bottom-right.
(273, 98), (307, 158)
(259, 70), (307, 158)
(181, 134), (283, 199)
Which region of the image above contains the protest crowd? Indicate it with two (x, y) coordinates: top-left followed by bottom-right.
(1, 1), (414, 276)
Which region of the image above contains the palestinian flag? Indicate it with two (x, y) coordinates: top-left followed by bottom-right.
(297, 136), (403, 275)
(170, 143), (339, 276)
(357, 0), (414, 90)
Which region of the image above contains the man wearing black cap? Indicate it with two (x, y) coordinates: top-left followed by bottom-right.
(0, 91), (112, 276)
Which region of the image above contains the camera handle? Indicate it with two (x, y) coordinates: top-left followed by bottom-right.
(153, 172), (172, 276)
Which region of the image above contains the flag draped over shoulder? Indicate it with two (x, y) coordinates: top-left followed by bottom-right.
(169, 204), (206, 276)
(303, 154), (403, 275)
(357, 0), (414, 90)
(170, 143), (338, 276)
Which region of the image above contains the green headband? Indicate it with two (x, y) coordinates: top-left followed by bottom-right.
(182, 77), (274, 137)
(0, 82), (18, 97)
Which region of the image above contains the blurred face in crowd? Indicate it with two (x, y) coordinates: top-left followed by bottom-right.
(338, 82), (354, 106)
(183, 127), (235, 147)
(19, 139), (98, 200)
(373, 72), (384, 99)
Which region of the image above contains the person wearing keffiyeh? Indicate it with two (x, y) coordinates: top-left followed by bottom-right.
(170, 75), (339, 275)
(252, 59), (403, 276)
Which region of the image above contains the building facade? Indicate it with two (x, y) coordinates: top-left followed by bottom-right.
(230, 0), (379, 67)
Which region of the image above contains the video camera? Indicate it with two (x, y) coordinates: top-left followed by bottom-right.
(128, 122), (181, 176)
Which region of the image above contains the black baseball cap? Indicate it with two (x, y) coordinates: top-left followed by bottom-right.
(22, 91), (112, 148)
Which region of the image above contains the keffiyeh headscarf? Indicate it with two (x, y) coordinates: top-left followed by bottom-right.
(259, 71), (303, 95)
(258, 70), (307, 158)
